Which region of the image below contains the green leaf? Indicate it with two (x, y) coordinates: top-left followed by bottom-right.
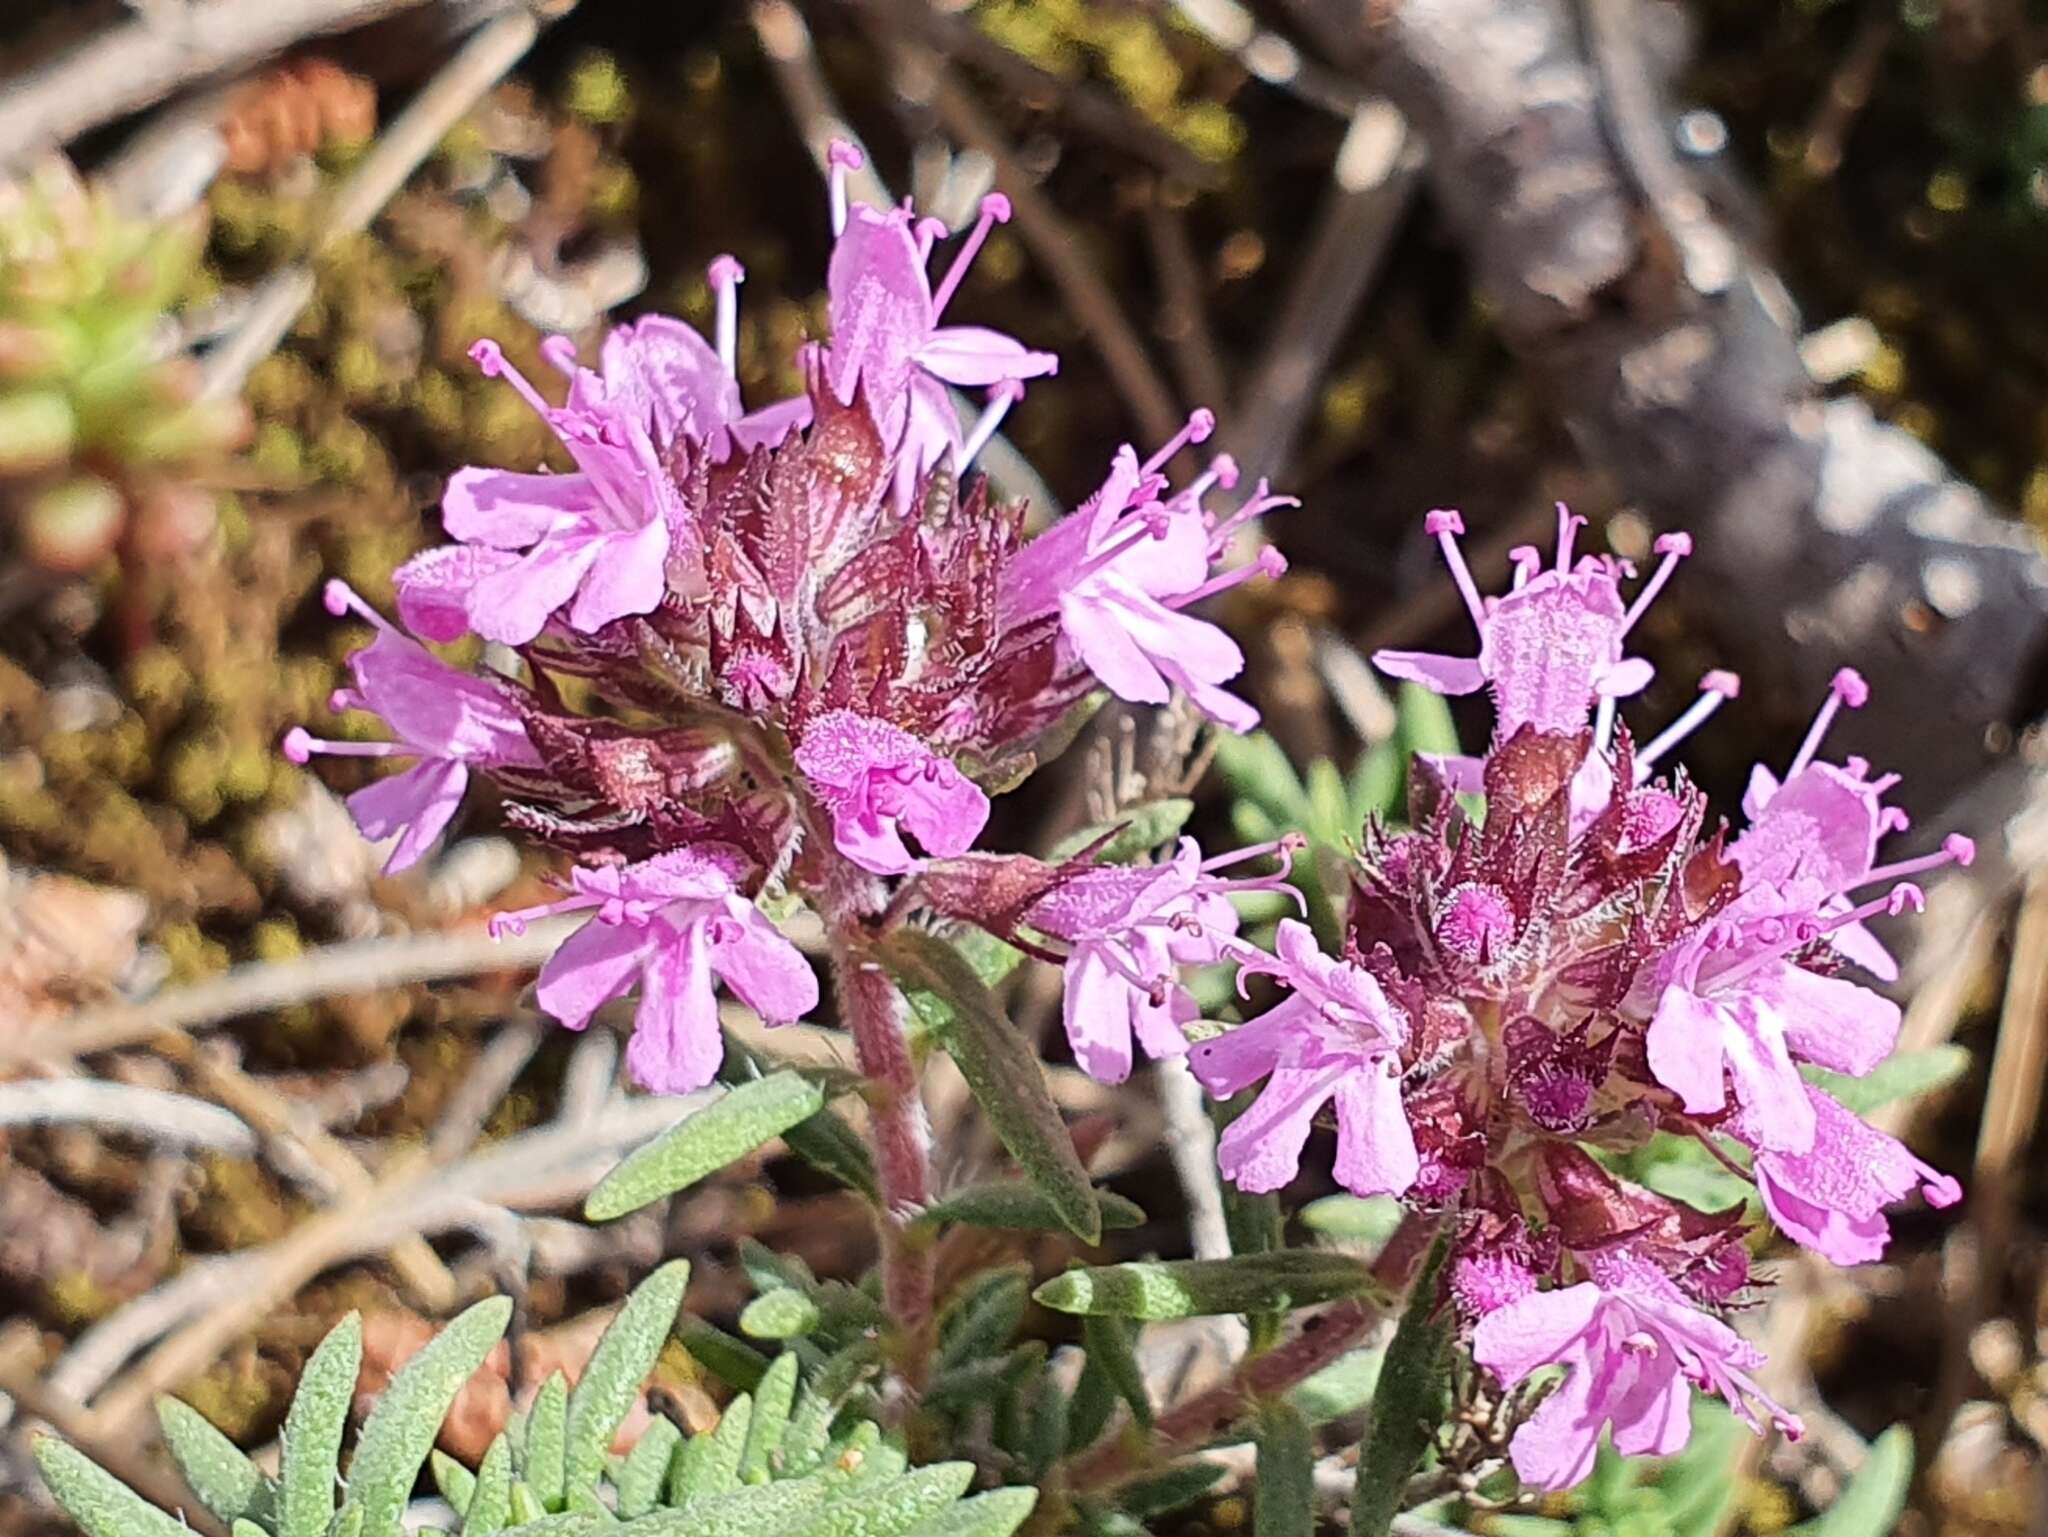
(796, 1465), (979, 1537)
(721, 1039), (879, 1202)
(33, 1435), (190, 1537)
(781, 1389), (839, 1477)
(937, 1267), (1030, 1371)
(1208, 731), (1308, 823)
(625, 1473), (837, 1537)
(1787, 1426), (1913, 1537)
(1048, 799), (1197, 864)
(1807, 1046), (1970, 1117)
(526, 1372), (569, 1510)
(509, 1482), (548, 1527)
(1034, 1252), (1382, 1320)
(1348, 741), (1402, 825)
(1658, 1401), (1747, 1537)
(1305, 759), (1351, 847)
(344, 1295), (512, 1537)
(280, 1312), (362, 1537)
(1254, 1402), (1315, 1537)
(430, 1451), (475, 1516)
(236, 1518), (271, 1537)
(1349, 1235), (1452, 1537)
(1117, 1462), (1227, 1519)
(917, 1181), (1145, 1235)
(463, 1436), (514, 1537)
(898, 1487), (1037, 1537)
(157, 1395), (278, 1526)
(742, 1289), (823, 1341)
(587, 1074), (826, 1220)
(615, 1420), (682, 1520)
(1082, 1314), (1152, 1431)
(886, 929), (1100, 1244)
(671, 1396), (751, 1509)
(1299, 1195), (1406, 1246)
(677, 1318), (771, 1393)
(739, 1354), (799, 1483)
(1289, 1347), (1384, 1426)
(564, 1260), (690, 1493)
(1395, 681), (1460, 759)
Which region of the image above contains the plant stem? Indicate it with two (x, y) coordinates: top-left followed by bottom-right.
(1350, 1231), (1453, 1537)
(830, 938), (936, 1390)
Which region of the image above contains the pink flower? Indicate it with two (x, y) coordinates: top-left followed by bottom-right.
(284, 581), (540, 874)
(1188, 919), (1418, 1196)
(570, 260), (809, 462)
(1025, 837), (1288, 1084)
(491, 849), (818, 1094)
(1472, 1253), (1799, 1491)
(1741, 1084), (1961, 1264)
(1000, 418), (1288, 733)
(1374, 507), (1675, 745)
(1642, 886), (1913, 1153)
(825, 191), (1056, 490)
(794, 710), (991, 876)
(423, 339), (685, 645)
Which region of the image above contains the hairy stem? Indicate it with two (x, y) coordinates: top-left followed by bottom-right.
(830, 939), (936, 1390)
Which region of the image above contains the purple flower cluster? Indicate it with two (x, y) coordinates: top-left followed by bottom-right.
(288, 142), (1282, 1095)
(288, 141), (1963, 1493)
(1186, 506), (1966, 1486)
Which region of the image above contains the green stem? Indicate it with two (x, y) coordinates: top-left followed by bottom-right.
(1349, 1231), (1453, 1537)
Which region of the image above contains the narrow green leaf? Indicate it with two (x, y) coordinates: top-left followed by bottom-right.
(885, 929), (1100, 1244)
(721, 1039), (879, 1202)
(615, 1420), (682, 1520)
(508, 1484), (548, 1527)
(740, 1354), (799, 1483)
(1064, 1350), (1119, 1455)
(937, 1267), (1030, 1371)
(236, 1519), (271, 1537)
(780, 1389), (838, 1477)
(741, 1289), (822, 1341)
(1035, 1252), (1381, 1320)
(1660, 1401), (1747, 1537)
(1349, 1236), (1452, 1537)
(429, 1451), (475, 1516)
(1021, 1378), (1069, 1481)
(899, 1487), (1038, 1537)
(330, 1497), (365, 1537)
(1254, 1402), (1315, 1537)
(563, 1259), (690, 1494)
(1395, 681), (1460, 759)
(526, 1372), (569, 1510)
(1081, 1315), (1152, 1431)
(623, 1473), (838, 1537)
(677, 1317), (770, 1392)
(1299, 1195), (1406, 1246)
(1788, 1426), (1913, 1537)
(1048, 799), (1197, 864)
(1306, 759), (1351, 847)
(1348, 741), (1402, 825)
(281, 1313), (362, 1537)
(345, 1295), (512, 1537)
(33, 1436), (190, 1537)
(1208, 731), (1308, 822)
(918, 1181), (1145, 1235)
(157, 1396), (278, 1526)
(671, 1395), (751, 1509)
(587, 1074), (826, 1220)
(1118, 1461), (1227, 1519)
(1289, 1347), (1384, 1426)
(462, 1436), (513, 1537)
(1806, 1046), (1970, 1117)
(564, 1485), (616, 1520)
(802, 1464), (978, 1537)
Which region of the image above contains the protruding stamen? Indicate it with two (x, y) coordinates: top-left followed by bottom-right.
(322, 579), (399, 637)
(1711, 881), (1927, 991)
(1199, 832), (1308, 874)
(1424, 509), (1488, 632)
(1141, 408), (1218, 478)
(489, 892), (599, 939)
(1786, 667), (1869, 779)
(930, 192), (1012, 318)
(1555, 503), (1585, 573)
(1171, 544), (1287, 607)
(469, 339), (556, 420)
(1594, 694), (1618, 755)
(1620, 531), (1693, 637)
(913, 215), (948, 262)
(539, 334), (581, 379)
(958, 379), (1025, 471)
(328, 687), (360, 713)
(826, 139), (864, 236)
(1187, 453), (1240, 502)
(707, 255), (745, 377)
(1854, 834), (1976, 891)
(1634, 670), (1740, 781)
(1207, 484), (1295, 554)
(282, 728), (404, 764)
(1508, 545), (1541, 590)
